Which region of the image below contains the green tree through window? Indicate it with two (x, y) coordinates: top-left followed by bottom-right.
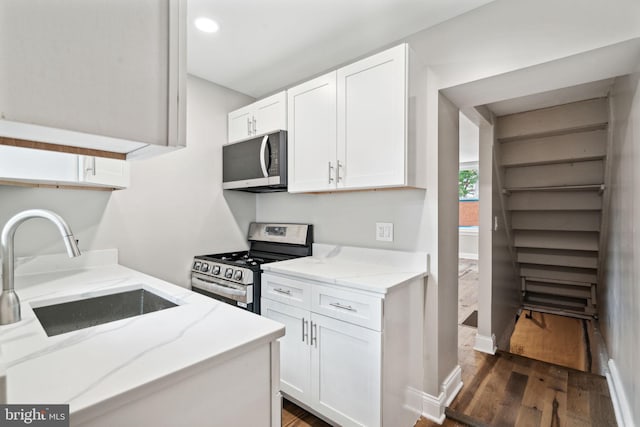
(459, 169), (479, 199)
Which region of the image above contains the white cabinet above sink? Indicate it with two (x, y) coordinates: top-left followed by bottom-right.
(0, 0), (186, 160)
(0, 145), (129, 190)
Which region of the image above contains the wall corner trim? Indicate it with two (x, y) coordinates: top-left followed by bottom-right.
(473, 333), (497, 355)
(607, 359), (635, 427)
(421, 365), (463, 424)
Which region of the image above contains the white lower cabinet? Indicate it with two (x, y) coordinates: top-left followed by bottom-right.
(262, 271), (421, 427)
(312, 313), (381, 427)
(262, 298), (381, 427)
(262, 299), (312, 402)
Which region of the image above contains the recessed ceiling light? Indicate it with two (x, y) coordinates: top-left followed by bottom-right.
(195, 17), (219, 33)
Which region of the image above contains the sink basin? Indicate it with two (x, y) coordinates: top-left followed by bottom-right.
(33, 288), (178, 337)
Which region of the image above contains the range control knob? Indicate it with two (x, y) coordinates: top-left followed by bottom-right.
(233, 270), (243, 281)
(225, 268), (234, 279)
(193, 261), (202, 271)
(212, 265), (221, 275)
(200, 263), (209, 273)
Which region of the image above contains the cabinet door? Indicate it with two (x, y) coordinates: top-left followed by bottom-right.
(228, 105), (254, 143)
(254, 91), (287, 135)
(0, 0), (185, 154)
(287, 72), (337, 193)
(337, 44), (407, 190)
(261, 298), (312, 403)
(311, 313), (381, 427)
(0, 146), (78, 184)
(79, 156), (130, 189)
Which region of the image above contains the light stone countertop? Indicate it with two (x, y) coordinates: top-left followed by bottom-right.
(261, 243), (428, 294)
(0, 249), (284, 424)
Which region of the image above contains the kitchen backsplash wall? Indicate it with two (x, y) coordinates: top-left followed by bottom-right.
(0, 75), (256, 288)
(256, 189), (429, 252)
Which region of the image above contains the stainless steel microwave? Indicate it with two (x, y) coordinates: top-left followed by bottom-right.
(222, 130), (287, 192)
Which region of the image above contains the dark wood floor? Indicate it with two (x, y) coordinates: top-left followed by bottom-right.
(283, 259), (617, 427)
(282, 399), (331, 427)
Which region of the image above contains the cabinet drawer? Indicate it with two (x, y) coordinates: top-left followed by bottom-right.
(262, 273), (311, 309)
(311, 285), (382, 331)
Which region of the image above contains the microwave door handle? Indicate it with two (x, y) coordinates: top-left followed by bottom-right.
(259, 134), (269, 178)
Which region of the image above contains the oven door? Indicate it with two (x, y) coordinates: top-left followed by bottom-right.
(191, 273), (253, 309)
(222, 130), (287, 190)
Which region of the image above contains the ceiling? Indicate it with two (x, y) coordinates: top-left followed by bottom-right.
(486, 78), (615, 116)
(187, 0), (495, 98)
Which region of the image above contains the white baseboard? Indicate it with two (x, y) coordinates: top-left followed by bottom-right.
(607, 359), (636, 427)
(473, 333), (497, 355)
(421, 365), (463, 424)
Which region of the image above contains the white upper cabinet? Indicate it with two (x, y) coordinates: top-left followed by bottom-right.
(287, 72), (337, 193)
(0, 146), (129, 190)
(78, 156), (130, 189)
(0, 0), (186, 160)
(228, 91), (287, 143)
(0, 146), (79, 185)
(287, 44), (426, 193)
(337, 45), (407, 189)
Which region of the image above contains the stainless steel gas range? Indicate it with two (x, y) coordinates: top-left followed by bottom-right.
(190, 222), (313, 314)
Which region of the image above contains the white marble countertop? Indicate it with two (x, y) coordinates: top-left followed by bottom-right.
(0, 249), (284, 424)
(261, 243), (428, 294)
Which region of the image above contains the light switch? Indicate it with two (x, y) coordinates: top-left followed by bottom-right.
(376, 222), (393, 242)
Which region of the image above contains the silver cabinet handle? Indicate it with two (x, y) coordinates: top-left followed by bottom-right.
(252, 116), (257, 135)
(330, 302), (356, 312)
(85, 157), (97, 177)
(247, 117), (251, 135)
(328, 161), (334, 183)
(302, 318), (308, 343)
(311, 321), (317, 347)
(259, 135), (269, 178)
(273, 287), (291, 295)
(336, 160), (343, 182)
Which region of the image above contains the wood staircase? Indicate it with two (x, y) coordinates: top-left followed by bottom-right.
(496, 98), (609, 318)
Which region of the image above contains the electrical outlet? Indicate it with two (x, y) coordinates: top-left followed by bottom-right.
(376, 222), (393, 242)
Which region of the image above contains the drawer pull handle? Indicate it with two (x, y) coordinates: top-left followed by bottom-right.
(273, 288), (292, 295)
(329, 302), (356, 312)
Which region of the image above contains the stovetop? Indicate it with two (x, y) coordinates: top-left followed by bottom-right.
(195, 251), (286, 269)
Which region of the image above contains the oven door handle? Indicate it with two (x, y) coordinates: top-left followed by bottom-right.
(192, 277), (246, 297)
(259, 134), (269, 178)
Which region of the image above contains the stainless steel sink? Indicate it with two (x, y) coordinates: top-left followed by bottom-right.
(33, 289), (178, 337)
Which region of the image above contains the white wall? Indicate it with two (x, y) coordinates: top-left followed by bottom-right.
(459, 112), (479, 165)
(256, 189), (428, 251)
(407, 0), (640, 90)
(0, 75), (256, 288)
(490, 135), (520, 349)
(602, 72), (640, 426)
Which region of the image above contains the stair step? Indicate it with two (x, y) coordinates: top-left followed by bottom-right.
(525, 280), (592, 299)
(514, 230), (599, 251)
(508, 191), (602, 211)
(496, 98), (608, 141)
(512, 211), (601, 231)
(505, 184), (603, 192)
(520, 303), (595, 319)
(501, 129), (607, 167)
(517, 248), (598, 269)
(521, 264), (597, 283)
(504, 160), (604, 189)
(524, 292), (588, 309)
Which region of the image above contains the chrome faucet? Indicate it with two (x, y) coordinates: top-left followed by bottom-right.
(0, 209), (81, 325)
